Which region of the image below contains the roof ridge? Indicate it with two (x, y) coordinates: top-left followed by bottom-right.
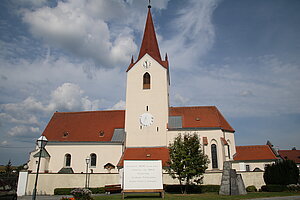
(236, 145), (268, 148)
(55, 110), (125, 114)
(170, 106), (215, 109)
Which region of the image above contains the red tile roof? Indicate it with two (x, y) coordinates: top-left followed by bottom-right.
(278, 150), (300, 164)
(42, 106), (233, 142)
(117, 147), (170, 167)
(42, 110), (125, 142)
(126, 7), (168, 72)
(234, 145), (278, 161)
(169, 106), (235, 132)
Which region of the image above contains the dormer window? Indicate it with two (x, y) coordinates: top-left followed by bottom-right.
(99, 131), (105, 137)
(143, 72), (150, 89)
(63, 132), (69, 138)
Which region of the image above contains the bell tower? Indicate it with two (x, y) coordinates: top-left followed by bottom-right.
(124, 4), (170, 147)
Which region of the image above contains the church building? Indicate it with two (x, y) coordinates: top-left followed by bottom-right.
(27, 4), (236, 178)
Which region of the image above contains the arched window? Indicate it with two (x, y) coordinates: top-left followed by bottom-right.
(65, 154), (71, 167)
(227, 145), (231, 159)
(211, 144), (218, 169)
(90, 153), (97, 167)
(143, 73), (150, 89)
(226, 140), (231, 159)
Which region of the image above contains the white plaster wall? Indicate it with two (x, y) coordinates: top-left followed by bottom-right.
(28, 143), (123, 173)
(240, 172), (265, 189)
(224, 132), (236, 159)
(25, 171), (265, 195)
(167, 130), (236, 170)
(125, 54), (169, 147)
(25, 173), (120, 195)
(232, 161), (275, 172)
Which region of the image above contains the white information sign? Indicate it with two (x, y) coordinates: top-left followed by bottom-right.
(123, 160), (163, 190)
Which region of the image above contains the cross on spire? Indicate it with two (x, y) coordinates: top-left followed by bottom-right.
(148, 0), (151, 8)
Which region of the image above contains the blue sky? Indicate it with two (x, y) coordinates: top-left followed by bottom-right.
(0, 0), (299, 165)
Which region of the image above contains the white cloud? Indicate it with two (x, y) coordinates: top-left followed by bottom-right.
(8, 125), (40, 137)
(171, 55), (300, 117)
(240, 90), (254, 97)
(172, 93), (190, 106)
(110, 100), (126, 110)
(162, 0), (219, 69)
(21, 0), (139, 68)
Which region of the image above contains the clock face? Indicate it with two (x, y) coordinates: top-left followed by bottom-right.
(142, 60), (151, 69)
(139, 113), (154, 126)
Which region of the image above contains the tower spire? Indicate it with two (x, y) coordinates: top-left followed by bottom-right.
(138, 3), (162, 62)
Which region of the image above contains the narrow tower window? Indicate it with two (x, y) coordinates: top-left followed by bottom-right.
(146, 106), (149, 111)
(143, 72), (151, 89)
(65, 154), (71, 167)
(211, 144), (218, 169)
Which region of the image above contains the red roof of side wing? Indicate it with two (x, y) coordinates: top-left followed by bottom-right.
(42, 110), (125, 142)
(169, 106), (235, 132)
(278, 150), (300, 164)
(117, 147), (170, 167)
(234, 145), (278, 161)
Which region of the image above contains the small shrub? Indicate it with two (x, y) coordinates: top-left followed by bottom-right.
(89, 187), (105, 194)
(260, 185), (287, 192)
(287, 184), (300, 192)
(71, 188), (93, 200)
(54, 187), (105, 195)
(246, 185), (257, 192)
(54, 188), (74, 195)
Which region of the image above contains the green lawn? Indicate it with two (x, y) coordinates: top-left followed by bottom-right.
(93, 192), (300, 200)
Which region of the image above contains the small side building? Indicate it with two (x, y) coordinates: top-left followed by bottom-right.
(278, 148), (300, 171)
(232, 144), (280, 172)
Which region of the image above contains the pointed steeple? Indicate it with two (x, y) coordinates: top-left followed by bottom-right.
(138, 5), (162, 62)
(126, 4), (169, 72)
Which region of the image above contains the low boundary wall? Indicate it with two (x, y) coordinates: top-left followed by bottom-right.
(22, 171), (265, 195)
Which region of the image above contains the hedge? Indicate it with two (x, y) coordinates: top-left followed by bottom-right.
(164, 184), (220, 193)
(54, 187), (105, 195)
(261, 185), (288, 192)
(264, 160), (299, 185)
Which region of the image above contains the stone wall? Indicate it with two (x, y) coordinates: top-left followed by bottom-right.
(23, 171), (265, 195)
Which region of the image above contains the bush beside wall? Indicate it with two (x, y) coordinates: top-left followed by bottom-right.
(246, 185), (257, 192)
(54, 187), (105, 195)
(164, 184), (220, 193)
(261, 185), (287, 192)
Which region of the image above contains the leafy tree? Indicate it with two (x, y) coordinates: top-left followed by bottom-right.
(167, 134), (209, 193)
(5, 160), (13, 177)
(264, 159), (299, 185)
